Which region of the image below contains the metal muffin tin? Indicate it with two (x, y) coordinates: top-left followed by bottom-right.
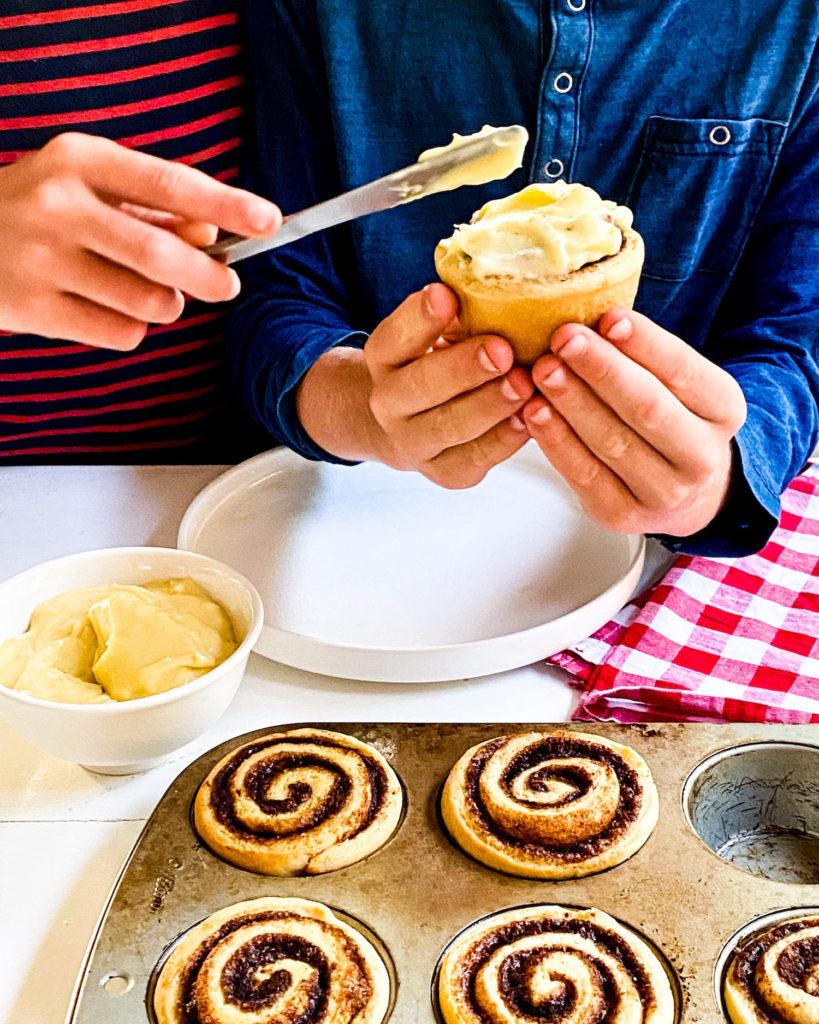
(66, 722), (819, 1024)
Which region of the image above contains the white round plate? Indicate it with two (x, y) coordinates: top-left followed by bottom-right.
(178, 443), (644, 682)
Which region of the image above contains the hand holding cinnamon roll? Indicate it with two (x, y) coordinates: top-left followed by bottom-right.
(437, 904), (675, 1024)
(441, 730), (658, 877)
(434, 181), (644, 365)
(194, 728), (403, 875)
(153, 896), (390, 1024)
(724, 914), (819, 1024)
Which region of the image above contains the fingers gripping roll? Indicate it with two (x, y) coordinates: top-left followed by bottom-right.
(724, 916), (819, 1024)
(441, 730), (658, 878)
(437, 905), (675, 1024)
(194, 729), (403, 875)
(153, 897), (390, 1024)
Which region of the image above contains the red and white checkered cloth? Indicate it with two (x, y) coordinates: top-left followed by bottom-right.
(548, 464), (819, 723)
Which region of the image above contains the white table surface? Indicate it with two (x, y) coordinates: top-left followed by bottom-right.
(0, 464), (668, 1024)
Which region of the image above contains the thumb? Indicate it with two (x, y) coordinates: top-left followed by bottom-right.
(366, 283), (458, 379)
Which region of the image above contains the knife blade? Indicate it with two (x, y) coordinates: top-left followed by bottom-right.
(205, 125), (527, 265)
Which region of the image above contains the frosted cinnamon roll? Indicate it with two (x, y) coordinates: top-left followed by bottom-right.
(724, 914), (819, 1023)
(441, 730), (658, 878)
(435, 181), (644, 365)
(437, 904), (675, 1024)
(153, 897), (389, 1024)
(194, 729), (403, 875)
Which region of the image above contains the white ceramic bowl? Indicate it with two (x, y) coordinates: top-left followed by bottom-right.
(0, 547), (263, 774)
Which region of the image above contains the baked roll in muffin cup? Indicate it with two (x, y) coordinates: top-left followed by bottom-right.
(436, 904), (675, 1024)
(194, 728), (403, 875)
(723, 914), (819, 1023)
(441, 730), (658, 878)
(435, 181), (644, 365)
(153, 896), (390, 1024)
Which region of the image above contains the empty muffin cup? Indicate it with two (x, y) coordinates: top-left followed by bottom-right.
(683, 742), (819, 883)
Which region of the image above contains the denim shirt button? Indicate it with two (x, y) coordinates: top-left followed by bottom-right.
(544, 159), (565, 178)
(554, 72), (574, 93)
(567, 0), (586, 9)
(709, 124), (732, 145)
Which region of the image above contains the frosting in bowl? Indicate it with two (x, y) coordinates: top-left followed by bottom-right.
(0, 577), (237, 703)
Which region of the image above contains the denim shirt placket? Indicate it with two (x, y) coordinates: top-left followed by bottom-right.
(532, 0), (593, 185)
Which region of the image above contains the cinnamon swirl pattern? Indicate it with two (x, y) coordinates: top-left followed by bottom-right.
(436, 904), (675, 1024)
(194, 729), (403, 875)
(153, 897), (390, 1024)
(441, 731), (658, 878)
(724, 914), (819, 1024)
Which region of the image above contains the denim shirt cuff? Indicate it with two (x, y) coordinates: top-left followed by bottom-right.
(273, 331), (368, 464)
(650, 426), (781, 558)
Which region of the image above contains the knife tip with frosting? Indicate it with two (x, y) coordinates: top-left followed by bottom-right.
(412, 123), (529, 198)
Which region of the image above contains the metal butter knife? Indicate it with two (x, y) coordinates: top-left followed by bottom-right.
(205, 125), (526, 265)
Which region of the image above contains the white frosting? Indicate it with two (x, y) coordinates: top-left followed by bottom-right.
(414, 124), (528, 196)
(439, 180), (633, 280)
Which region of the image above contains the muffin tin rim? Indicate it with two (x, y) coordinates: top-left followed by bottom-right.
(65, 721), (819, 1024)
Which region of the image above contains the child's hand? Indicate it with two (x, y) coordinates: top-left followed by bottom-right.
(364, 284), (534, 486)
(523, 310), (747, 537)
(0, 133), (281, 349)
(297, 283), (534, 486)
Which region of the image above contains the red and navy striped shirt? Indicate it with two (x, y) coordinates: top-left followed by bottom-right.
(0, 0), (267, 463)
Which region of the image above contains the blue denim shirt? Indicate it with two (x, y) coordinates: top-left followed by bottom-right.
(228, 0), (819, 557)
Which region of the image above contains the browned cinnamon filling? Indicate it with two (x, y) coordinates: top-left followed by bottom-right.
(498, 947), (611, 1018)
(221, 936), (329, 1013)
(778, 936), (819, 990)
(508, 764), (592, 805)
(732, 918), (819, 1020)
(464, 737), (641, 861)
(208, 736), (389, 841)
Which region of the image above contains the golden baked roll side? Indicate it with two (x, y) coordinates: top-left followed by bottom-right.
(441, 729), (658, 878)
(153, 896), (390, 1024)
(435, 227), (644, 365)
(437, 904), (675, 1024)
(723, 915), (819, 1023)
(194, 728), (403, 875)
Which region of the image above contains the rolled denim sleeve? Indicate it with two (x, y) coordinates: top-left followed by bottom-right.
(224, 0), (366, 462)
(659, 64), (819, 557)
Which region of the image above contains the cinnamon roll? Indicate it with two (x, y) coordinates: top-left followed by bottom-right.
(437, 904), (675, 1024)
(153, 897), (390, 1024)
(441, 730), (658, 878)
(723, 914), (819, 1024)
(194, 729), (403, 875)
(434, 181), (644, 365)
